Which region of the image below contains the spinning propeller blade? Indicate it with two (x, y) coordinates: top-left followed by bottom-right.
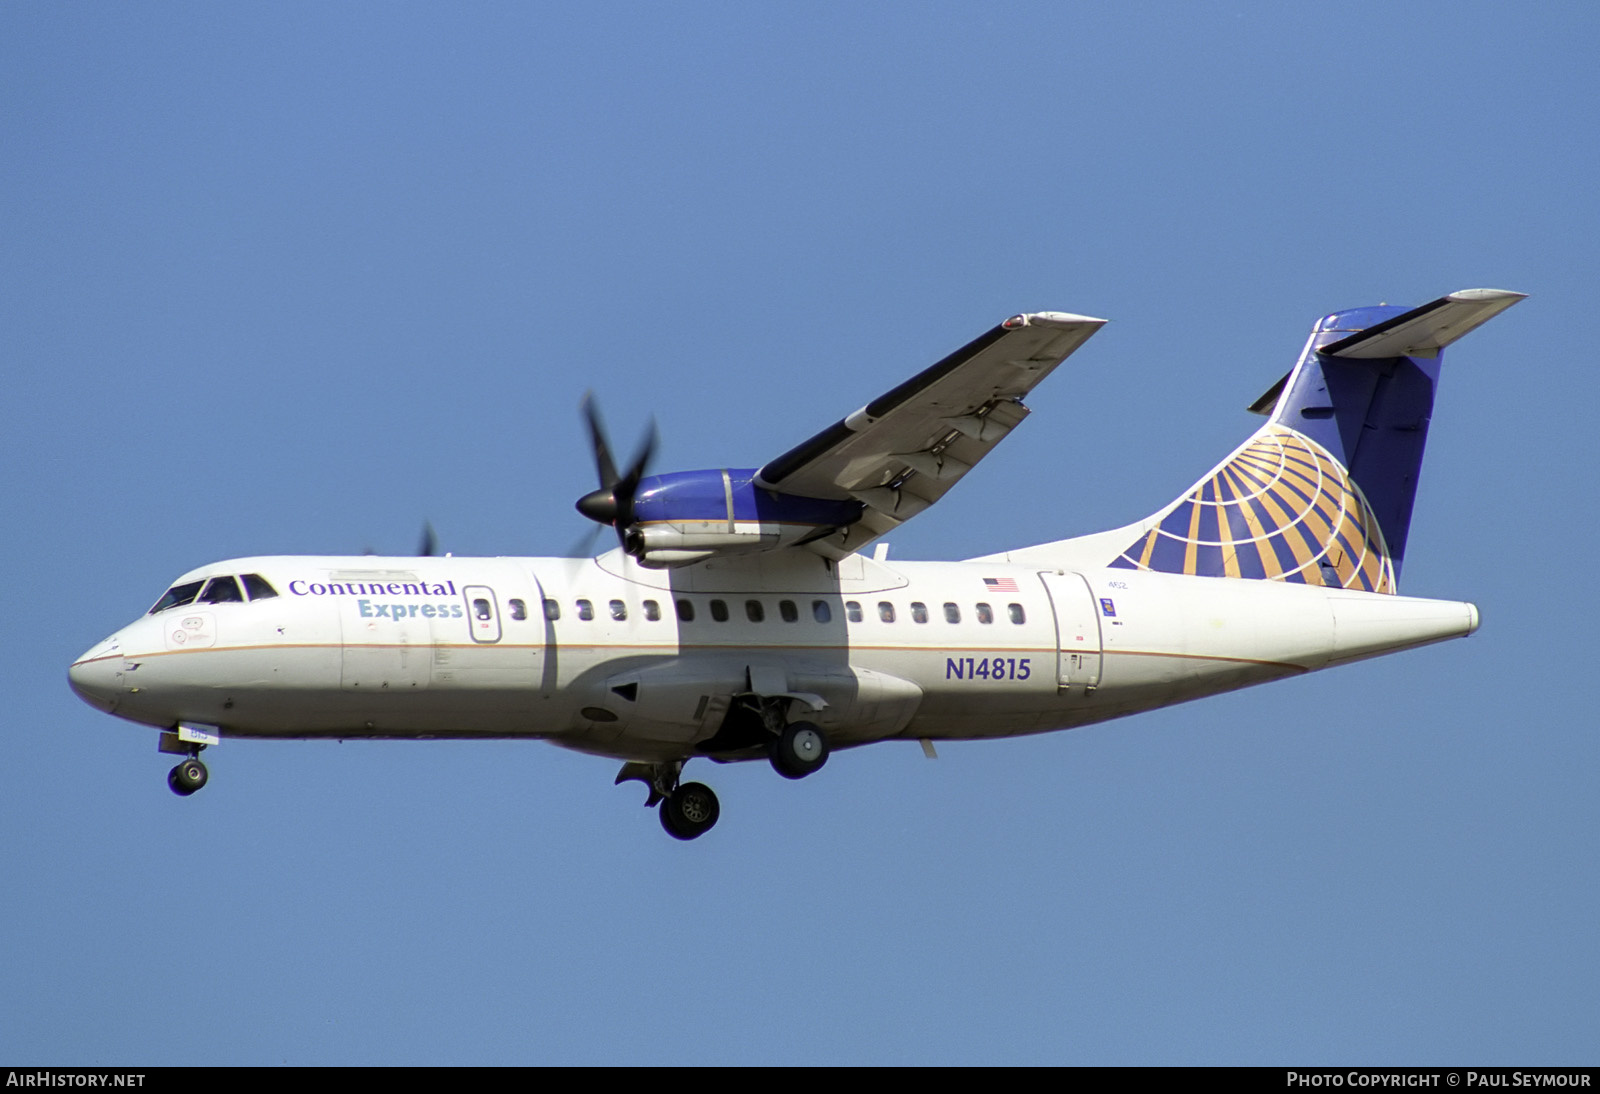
(574, 394), (656, 557)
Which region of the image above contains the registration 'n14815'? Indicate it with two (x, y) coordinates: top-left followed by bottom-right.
(946, 657), (1031, 681)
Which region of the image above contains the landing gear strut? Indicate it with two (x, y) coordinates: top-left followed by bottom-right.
(160, 727), (215, 797)
(615, 760), (721, 841)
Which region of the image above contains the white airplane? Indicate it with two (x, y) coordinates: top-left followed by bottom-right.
(69, 288), (1524, 839)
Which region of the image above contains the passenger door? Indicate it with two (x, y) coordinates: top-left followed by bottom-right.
(463, 585), (502, 643)
(430, 577), (546, 711)
(1039, 571), (1102, 694)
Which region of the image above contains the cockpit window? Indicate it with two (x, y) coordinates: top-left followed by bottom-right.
(241, 574), (279, 600)
(199, 576), (244, 604)
(149, 580), (204, 614)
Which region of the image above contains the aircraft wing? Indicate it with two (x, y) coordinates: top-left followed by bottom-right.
(755, 311), (1106, 559)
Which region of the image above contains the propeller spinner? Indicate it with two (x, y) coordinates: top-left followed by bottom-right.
(575, 395), (656, 556)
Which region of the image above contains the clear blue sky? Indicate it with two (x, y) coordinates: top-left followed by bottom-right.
(5, 1), (1596, 1065)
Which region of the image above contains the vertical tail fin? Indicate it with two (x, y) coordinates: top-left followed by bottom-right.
(1108, 289), (1524, 592)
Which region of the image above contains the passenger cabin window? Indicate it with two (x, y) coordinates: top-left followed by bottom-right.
(1008, 603), (1025, 624)
(845, 601), (863, 624)
(745, 600), (764, 623)
(976, 602), (994, 624)
(241, 574), (278, 600)
(676, 599), (695, 622)
(710, 599), (729, 622)
(150, 580), (204, 614)
(779, 600), (798, 623)
(878, 601), (896, 623)
(610, 599), (627, 621)
(944, 602), (961, 624)
(199, 576), (244, 604)
(543, 599), (561, 621)
(911, 602), (928, 624)
(643, 600), (661, 621)
(812, 600), (832, 623)
(509, 598), (527, 621)
(473, 598), (493, 621)
(576, 599), (594, 621)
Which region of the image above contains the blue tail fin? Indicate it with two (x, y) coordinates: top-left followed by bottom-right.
(1109, 289), (1524, 593)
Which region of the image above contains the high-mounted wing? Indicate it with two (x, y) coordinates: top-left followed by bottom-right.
(756, 311), (1105, 559)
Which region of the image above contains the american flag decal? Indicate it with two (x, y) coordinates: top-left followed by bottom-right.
(983, 577), (1019, 593)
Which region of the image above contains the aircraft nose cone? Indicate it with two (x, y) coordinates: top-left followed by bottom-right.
(68, 642), (121, 713)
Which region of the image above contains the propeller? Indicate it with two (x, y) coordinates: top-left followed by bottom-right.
(575, 394), (656, 556)
(566, 521), (605, 561)
(363, 520), (440, 557)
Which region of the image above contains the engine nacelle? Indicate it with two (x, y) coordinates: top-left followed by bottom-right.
(626, 468), (862, 569)
(627, 521), (824, 567)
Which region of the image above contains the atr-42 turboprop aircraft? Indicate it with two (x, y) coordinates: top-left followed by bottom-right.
(69, 289), (1524, 839)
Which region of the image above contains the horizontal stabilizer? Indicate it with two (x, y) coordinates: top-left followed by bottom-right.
(1318, 288), (1526, 359)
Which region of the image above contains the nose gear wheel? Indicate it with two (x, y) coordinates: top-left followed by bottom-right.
(169, 758), (209, 796)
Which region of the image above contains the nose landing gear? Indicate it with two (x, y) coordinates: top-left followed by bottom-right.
(159, 725), (218, 797)
(168, 757), (209, 797)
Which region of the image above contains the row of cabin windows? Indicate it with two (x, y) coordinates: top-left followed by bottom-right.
(546, 598), (664, 623)
(146, 583), (1024, 628)
(542, 597), (1026, 626)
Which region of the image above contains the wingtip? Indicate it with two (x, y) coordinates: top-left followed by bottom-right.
(1445, 288), (1528, 304)
(1008, 310), (1109, 328)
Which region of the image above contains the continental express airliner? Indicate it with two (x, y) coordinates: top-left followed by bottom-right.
(69, 289), (1524, 839)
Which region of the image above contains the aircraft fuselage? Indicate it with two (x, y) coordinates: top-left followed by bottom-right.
(70, 549), (1478, 763)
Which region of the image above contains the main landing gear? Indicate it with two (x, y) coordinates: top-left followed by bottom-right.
(659, 782), (720, 840)
(615, 719), (833, 841)
(616, 760), (721, 841)
(769, 720), (829, 780)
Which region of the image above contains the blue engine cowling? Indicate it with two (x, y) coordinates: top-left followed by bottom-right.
(625, 469), (863, 567)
